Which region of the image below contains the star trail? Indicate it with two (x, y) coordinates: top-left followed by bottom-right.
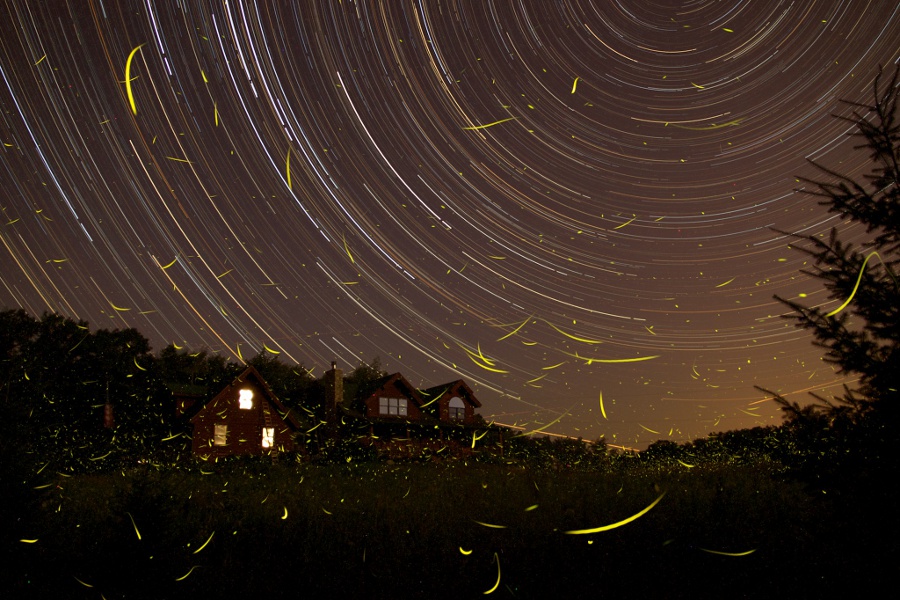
(1, 1), (898, 447)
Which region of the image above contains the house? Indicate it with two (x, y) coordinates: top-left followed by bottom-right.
(320, 363), (496, 457)
(188, 365), (302, 458)
(353, 371), (429, 421)
(420, 379), (482, 425)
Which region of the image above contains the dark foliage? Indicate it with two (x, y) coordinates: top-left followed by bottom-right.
(0, 310), (172, 474)
(245, 350), (315, 410)
(341, 356), (389, 408)
(766, 66), (899, 425)
(156, 344), (238, 395)
(757, 69), (899, 516)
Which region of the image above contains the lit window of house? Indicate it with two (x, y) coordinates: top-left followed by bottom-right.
(261, 427), (275, 448)
(379, 397), (408, 416)
(449, 397), (465, 421)
(214, 423), (228, 446)
(239, 389), (253, 409)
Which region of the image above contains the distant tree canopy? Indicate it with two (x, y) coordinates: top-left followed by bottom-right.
(339, 357), (390, 413)
(246, 351), (313, 400)
(0, 310), (170, 473)
(156, 344), (236, 394)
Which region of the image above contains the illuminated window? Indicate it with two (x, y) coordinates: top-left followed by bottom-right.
(239, 389), (253, 409)
(379, 397), (408, 416)
(214, 423), (228, 446)
(261, 427), (275, 449)
(449, 397), (465, 421)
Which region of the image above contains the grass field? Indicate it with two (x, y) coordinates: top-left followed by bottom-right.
(1, 456), (890, 599)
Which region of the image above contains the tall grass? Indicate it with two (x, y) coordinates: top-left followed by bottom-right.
(1, 458), (878, 599)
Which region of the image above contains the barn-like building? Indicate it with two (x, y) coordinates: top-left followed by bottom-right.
(188, 365), (301, 458)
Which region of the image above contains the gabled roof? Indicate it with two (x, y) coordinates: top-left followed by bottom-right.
(359, 372), (428, 408)
(340, 372), (446, 426)
(189, 365), (302, 430)
(421, 379), (482, 408)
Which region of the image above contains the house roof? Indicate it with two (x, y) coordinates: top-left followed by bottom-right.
(358, 372), (427, 407)
(421, 379), (482, 408)
(188, 365), (303, 431)
(340, 372), (447, 425)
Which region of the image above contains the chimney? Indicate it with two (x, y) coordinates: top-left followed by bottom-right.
(323, 361), (343, 430)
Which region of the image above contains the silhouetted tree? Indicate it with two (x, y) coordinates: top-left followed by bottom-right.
(341, 357), (389, 406)
(759, 70), (899, 519)
(0, 310), (42, 478)
(0, 311), (176, 472)
(245, 350), (315, 410)
(766, 67), (899, 427)
(155, 344), (237, 394)
(642, 439), (683, 465)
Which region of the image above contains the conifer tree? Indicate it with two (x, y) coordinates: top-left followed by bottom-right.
(770, 67), (899, 425)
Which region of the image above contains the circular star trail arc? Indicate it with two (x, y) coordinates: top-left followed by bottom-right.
(1, 1), (897, 446)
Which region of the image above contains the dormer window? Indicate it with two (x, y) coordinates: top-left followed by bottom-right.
(449, 397), (465, 421)
(239, 389), (253, 409)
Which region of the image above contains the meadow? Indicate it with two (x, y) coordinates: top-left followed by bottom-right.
(3, 454), (887, 599)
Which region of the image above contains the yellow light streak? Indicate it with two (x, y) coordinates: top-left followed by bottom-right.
(700, 548), (756, 557)
(483, 553), (501, 594)
(826, 251), (885, 317)
(463, 117), (517, 130)
(126, 512), (141, 540)
(286, 147), (292, 189)
(545, 321), (604, 344)
(343, 234), (354, 263)
(175, 566), (199, 581)
(472, 520), (506, 529)
(565, 492), (666, 534)
(192, 531), (215, 554)
(125, 44), (146, 115)
(496, 314), (531, 341)
(613, 216), (636, 230)
(715, 277), (735, 288)
(514, 407), (571, 437)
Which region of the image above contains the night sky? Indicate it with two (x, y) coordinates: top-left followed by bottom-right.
(1, 1), (898, 448)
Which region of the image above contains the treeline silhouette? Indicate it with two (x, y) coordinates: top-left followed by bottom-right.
(1, 307), (893, 489)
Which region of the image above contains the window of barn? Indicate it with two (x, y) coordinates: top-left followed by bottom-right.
(214, 423), (228, 446)
(261, 427), (275, 448)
